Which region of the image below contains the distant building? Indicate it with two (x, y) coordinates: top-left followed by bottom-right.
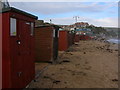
(76, 28), (92, 36)
(58, 22), (91, 32)
(75, 22), (89, 27)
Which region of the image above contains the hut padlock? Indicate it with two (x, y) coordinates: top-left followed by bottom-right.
(16, 40), (21, 45)
(17, 72), (22, 77)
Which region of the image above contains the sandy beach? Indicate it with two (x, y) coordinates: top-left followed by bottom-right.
(29, 40), (118, 88)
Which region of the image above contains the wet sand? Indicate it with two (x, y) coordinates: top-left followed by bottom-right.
(29, 40), (118, 88)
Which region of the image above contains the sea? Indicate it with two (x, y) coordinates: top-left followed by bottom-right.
(106, 39), (119, 50)
(107, 39), (120, 44)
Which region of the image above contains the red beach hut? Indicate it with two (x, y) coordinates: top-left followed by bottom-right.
(74, 34), (80, 42)
(35, 25), (59, 62)
(68, 32), (75, 46)
(58, 30), (69, 51)
(2, 7), (38, 88)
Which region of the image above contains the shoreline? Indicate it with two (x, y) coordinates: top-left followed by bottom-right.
(93, 38), (118, 51)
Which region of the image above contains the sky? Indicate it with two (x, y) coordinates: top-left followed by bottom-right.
(8, 1), (118, 27)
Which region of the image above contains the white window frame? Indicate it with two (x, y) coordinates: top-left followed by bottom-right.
(10, 18), (17, 36)
(31, 22), (34, 36)
(53, 29), (55, 37)
(58, 30), (59, 38)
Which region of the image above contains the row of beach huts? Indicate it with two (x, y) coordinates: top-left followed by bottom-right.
(1, 7), (91, 89)
(0, 7), (79, 88)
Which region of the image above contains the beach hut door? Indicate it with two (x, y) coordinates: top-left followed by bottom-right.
(10, 19), (32, 88)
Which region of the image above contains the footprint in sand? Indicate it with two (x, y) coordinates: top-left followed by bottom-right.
(85, 61), (89, 64)
(84, 66), (92, 70)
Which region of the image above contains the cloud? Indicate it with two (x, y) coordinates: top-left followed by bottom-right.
(8, 0), (119, 2)
(8, 2), (118, 27)
(9, 2), (118, 15)
(89, 17), (118, 27)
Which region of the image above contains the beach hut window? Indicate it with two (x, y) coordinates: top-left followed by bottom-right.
(58, 31), (59, 38)
(53, 29), (55, 37)
(31, 22), (34, 36)
(10, 18), (17, 36)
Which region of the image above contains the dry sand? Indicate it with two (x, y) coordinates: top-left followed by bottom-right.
(29, 40), (118, 88)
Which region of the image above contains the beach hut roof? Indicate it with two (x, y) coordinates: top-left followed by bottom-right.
(1, 7), (38, 19)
